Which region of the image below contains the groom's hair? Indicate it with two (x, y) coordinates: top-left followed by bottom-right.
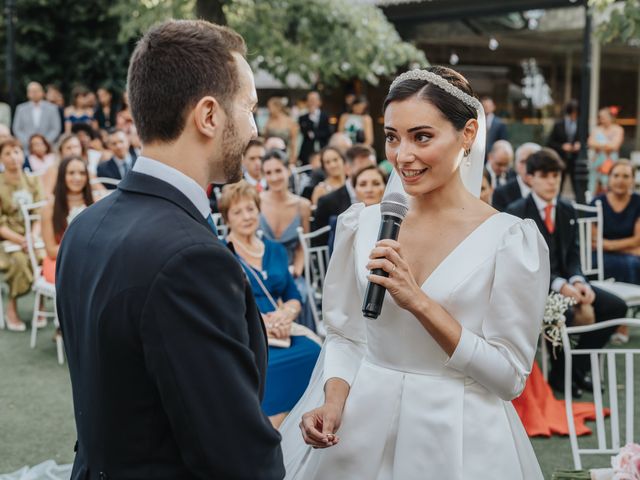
(127, 19), (246, 144)
(526, 148), (566, 175)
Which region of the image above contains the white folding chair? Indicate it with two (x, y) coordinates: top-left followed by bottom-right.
(21, 201), (64, 365)
(0, 283), (6, 330)
(573, 200), (640, 308)
(211, 212), (228, 239)
(90, 177), (120, 201)
(292, 165), (313, 196)
(90, 177), (120, 188)
(297, 225), (331, 334)
(562, 318), (640, 469)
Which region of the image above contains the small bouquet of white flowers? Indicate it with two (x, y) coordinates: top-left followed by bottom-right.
(543, 292), (577, 354)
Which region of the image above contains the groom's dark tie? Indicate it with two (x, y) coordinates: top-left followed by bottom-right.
(206, 214), (219, 236)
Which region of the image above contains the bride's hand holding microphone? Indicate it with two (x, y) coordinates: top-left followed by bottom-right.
(366, 239), (426, 313)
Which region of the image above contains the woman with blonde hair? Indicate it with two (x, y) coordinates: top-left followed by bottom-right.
(219, 181), (321, 427)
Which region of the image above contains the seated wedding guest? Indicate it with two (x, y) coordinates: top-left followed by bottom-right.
(41, 156), (94, 284)
(259, 149), (315, 330)
(219, 181), (321, 427)
(508, 148), (627, 398)
(592, 160), (640, 345)
(326, 164), (388, 252)
(492, 142), (541, 212)
(94, 86), (119, 130)
(64, 85), (94, 133)
(486, 139), (515, 188)
(311, 146), (347, 205)
(0, 137), (43, 331)
(97, 129), (137, 189)
(591, 159), (640, 284)
(42, 133), (83, 194)
(328, 131), (353, 155)
(25, 134), (56, 173)
(243, 138), (267, 192)
(480, 168), (493, 206)
(312, 144), (377, 244)
(264, 135), (287, 153)
(352, 165), (386, 207)
(115, 91), (134, 134)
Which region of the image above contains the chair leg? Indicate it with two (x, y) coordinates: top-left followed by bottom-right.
(30, 291), (41, 349)
(56, 332), (64, 365)
(541, 337), (549, 381)
(0, 285), (5, 330)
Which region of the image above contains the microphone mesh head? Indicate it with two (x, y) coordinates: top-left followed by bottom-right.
(380, 191), (410, 219)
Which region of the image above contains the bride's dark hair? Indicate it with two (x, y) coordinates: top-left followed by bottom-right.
(383, 66), (478, 130)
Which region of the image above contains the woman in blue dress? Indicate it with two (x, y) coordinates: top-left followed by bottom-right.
(591, 160), (640, 284)
(258, 149), (316, 331)
(219, 180), (321, 427)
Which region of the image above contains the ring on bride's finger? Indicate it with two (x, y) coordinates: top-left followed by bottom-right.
(391, 264), (397, 274)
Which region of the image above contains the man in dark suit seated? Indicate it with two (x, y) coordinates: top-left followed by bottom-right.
(298, 91), (331, 165)
(56, 20), (284, 479)
(485, 139), (515, 189)
(312, 144), (376, 245)
(492, 142), (540, 212)
(507, 148), (627, 398)
(97, 128), (137, 189)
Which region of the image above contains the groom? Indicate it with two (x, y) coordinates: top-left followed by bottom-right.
(56, 20), (285, 479)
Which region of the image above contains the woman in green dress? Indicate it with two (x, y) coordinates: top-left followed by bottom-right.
(0, 137), (43, 331)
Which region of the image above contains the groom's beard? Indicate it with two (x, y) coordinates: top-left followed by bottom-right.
(221, 117), (246, 184)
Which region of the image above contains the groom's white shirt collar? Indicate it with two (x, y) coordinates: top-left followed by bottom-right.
(132, 155), (210, 219)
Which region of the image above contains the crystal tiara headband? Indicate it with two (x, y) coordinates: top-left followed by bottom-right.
(389, 69), (482, 111)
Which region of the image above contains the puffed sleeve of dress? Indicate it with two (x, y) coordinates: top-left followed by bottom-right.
(322, 203), (367, 386)
(445, 218), (550, 401)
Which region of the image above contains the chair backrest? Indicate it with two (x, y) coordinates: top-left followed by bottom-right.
(20, 200), (48, 279)
(561, 318), (640, 469)
(297, 225), (331, 329)
(90, 177), (121, 187)
(572, 200), (604, 281)
(211, 212), (228, 239)
(291, 165), (313, 196)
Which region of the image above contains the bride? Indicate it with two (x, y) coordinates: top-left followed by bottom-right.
(278, 66), (551, 480)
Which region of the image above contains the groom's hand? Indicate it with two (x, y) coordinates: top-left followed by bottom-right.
(300, 402), (342, 449)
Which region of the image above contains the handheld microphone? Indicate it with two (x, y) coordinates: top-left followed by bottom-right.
(362, 191), (410, 319)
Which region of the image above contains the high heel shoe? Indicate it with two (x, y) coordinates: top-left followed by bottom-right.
(6, 320), (26, 332)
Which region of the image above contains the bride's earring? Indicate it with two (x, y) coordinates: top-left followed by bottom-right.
(464, 147), (471, 167)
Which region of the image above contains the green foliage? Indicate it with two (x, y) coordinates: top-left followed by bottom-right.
(591, 0), (640, 44)
(0, 0), (427, 102)
(225, 0), (428, 87)
(0, 0), (131, 102)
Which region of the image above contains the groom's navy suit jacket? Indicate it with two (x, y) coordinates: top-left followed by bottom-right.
(56, 172), (284, 480)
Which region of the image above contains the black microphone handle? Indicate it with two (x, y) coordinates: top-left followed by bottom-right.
(362, 215), (403, 319)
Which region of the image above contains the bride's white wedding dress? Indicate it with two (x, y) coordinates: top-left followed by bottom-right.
(280, 202), (550, 480)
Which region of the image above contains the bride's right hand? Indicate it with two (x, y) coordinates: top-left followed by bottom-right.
(299, 402), (343, 449)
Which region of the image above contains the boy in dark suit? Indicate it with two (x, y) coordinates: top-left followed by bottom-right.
(507, 148), (626, 398)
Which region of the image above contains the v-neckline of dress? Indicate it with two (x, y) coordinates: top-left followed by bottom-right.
(417, 213), (503, 290)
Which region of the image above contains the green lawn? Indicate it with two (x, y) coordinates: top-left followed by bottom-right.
(0, 294), (638, 478)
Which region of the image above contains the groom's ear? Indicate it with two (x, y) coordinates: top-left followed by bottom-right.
(193, 95), (223, 139)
